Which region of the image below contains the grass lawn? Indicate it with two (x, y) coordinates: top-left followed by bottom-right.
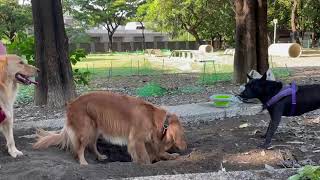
(16, 53), (293, 104)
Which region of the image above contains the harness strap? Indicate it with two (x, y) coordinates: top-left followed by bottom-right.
(266, 81), (297, 116)
(290, 81), (296, 115)
(0, 107), (6, 124)
(161, 114), (170, 140)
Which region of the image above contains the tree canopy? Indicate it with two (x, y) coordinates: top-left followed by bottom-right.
(65, 0), (140, 50)
(0, 0), (32, 43)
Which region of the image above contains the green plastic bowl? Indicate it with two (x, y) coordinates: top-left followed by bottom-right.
(209, 94), (234, 108)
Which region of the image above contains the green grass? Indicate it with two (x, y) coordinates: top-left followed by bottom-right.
(272, 67), (292, 78)
(15, 53), (296, 102)
(136, 82), (167, 97)
(16, 86), (34, 104)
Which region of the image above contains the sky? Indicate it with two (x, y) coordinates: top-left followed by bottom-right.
(18, 0), (31, 5)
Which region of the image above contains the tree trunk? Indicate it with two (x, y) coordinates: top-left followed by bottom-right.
(108, 34), (113, 52)
(139, 21), (146, 50)
(218, 35), (223, 49)
(189, 29), (203, 45)
(256, 0), (269, 74)
(291, 0), (300, 44)
(210, 36), (214, 47)
(234, 0), (269, 84)
(31, 0), (76, 107)
(234, 0), (247, 84)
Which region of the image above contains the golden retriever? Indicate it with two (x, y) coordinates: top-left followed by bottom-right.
(0, 55), (38, 157)
(33, 91), (187, 165)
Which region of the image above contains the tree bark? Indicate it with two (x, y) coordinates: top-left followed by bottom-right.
(256, 0), (269, 73)
(108, 34), (113, 52)
(31, 0), (76, 107)
(234, 0), (269, 84)
(291, 0), (300, 44)
(139, 21), (146, 50)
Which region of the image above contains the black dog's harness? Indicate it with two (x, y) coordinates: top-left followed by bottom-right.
(266, 81), (297, 115)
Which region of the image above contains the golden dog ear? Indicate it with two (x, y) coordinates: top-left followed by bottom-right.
(0, 56), (8, 71)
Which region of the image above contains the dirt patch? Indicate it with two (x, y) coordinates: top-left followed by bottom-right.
(1, 113), (320, 179)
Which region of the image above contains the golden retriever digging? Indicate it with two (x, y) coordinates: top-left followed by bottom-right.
(33, 92), (187, 165)
(0, 55), (38, 157)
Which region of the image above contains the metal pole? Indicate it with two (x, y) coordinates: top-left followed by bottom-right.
(273, 19), (278, 44)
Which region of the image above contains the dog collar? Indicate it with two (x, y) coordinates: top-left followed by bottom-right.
(161, 114), (170, 139)
(266, 81), (297, 115)
(0, 107), (6, 124)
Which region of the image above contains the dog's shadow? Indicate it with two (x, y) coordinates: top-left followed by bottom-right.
(96, 138), (132, 162)
(96, 138), (190, 163)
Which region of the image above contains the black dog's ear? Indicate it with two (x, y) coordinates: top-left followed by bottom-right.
(261, 72), (267, 80)
(247, 74), (253, 80)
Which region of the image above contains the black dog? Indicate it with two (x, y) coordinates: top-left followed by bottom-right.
(240, 73), (320, 149)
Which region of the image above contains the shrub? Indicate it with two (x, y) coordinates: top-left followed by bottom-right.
(70, 49), (91, 86)
(136, 82), (167, 97)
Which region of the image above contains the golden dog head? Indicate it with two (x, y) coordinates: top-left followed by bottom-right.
(162, 114), (187, 151)
(0, 55), (39, 85)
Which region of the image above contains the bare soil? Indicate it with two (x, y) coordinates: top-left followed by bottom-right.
(2, 113), (320, 179)
(1, 67), (320, 179)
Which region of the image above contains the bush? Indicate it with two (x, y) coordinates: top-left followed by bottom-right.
(289, 165), (320, 180)
(136, 82), (167, 97)
(6, 33), (35, 65)
(70, 49), (91, 86)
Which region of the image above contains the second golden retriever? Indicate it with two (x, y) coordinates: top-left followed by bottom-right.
(33, 91), (187, 165)
(0, 55), (38, 158)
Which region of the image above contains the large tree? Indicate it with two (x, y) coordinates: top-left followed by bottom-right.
(31, 0), (76, 107)
(199, 0), (235, 48)
(291, 0), (300, 44)
(234, 0), (269, 83)
(131, 1), (148, 49)
(145, 0), (207, 45)
(301, 0), (320, 47)
(65, 0), (137, 51)
(0, 0), (32, 43)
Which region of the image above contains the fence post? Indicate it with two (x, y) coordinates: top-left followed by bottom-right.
(138, 59), (140, 75)
(162, 58), (165, 74)
(86, 63), (89, 72)
(202, 61), (207, 83)
(108, 60), (113, 78)
(131, 58), (133, 75)
(213, 61), (217, 82)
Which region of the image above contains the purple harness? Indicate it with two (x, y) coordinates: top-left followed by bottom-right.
(266, 82), (297, 115)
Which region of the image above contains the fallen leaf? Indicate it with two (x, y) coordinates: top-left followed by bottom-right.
(264, 164), (275, 171)
(299, 146), (308, 153)
(239, 123), (249, 129)
(286, 141), (305, 144)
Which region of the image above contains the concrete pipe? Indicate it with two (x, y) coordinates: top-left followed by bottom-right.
(268, 43), (302, 58)
(199, 45), (213, 53)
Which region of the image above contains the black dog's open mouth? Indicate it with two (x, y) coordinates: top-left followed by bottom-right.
(15, 73), (38, 85)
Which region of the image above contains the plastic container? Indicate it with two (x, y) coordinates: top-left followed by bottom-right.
(209, 94), (235, 108)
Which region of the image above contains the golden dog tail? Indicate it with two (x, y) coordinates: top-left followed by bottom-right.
(33, 126), (75, 152)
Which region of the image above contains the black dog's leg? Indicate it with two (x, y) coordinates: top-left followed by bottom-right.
(259, 109), (283, 149)
(260, 124), (270, 139)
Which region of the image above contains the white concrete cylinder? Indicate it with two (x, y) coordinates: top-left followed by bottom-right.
(268, 43), (302, 58)
(199, 45), (213, 53)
